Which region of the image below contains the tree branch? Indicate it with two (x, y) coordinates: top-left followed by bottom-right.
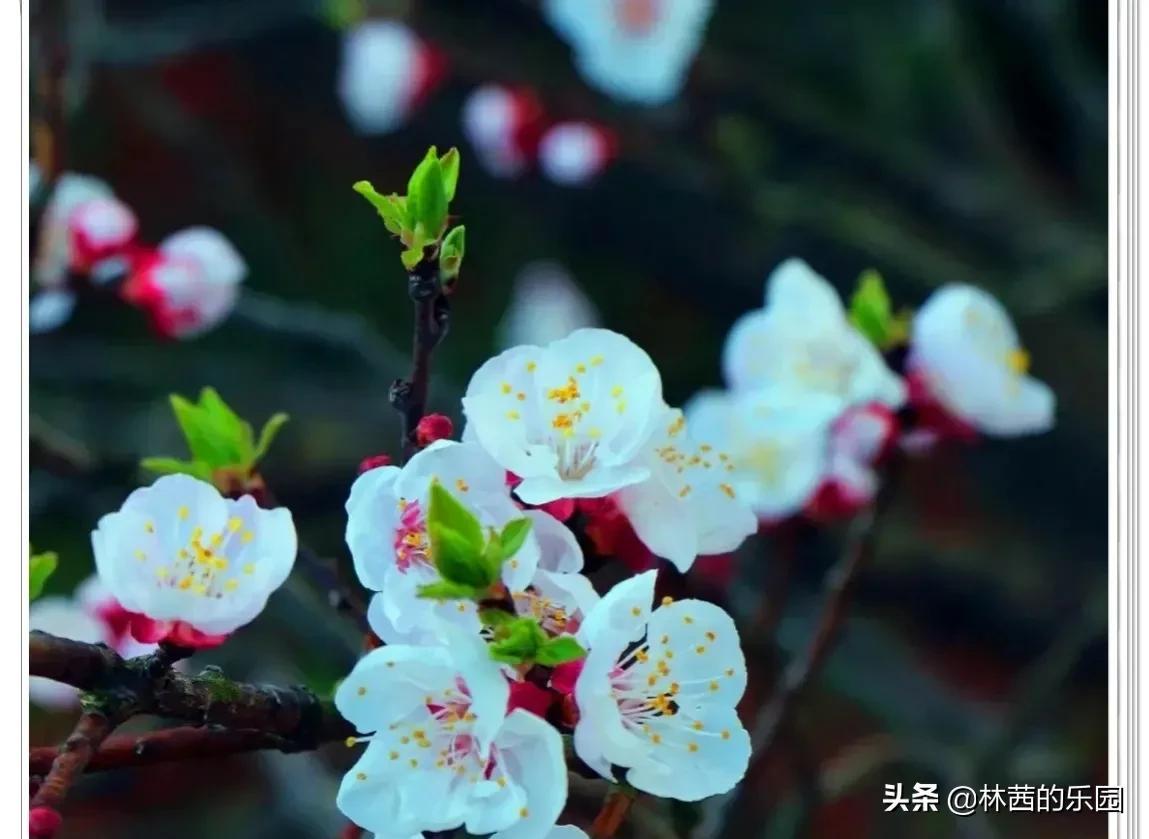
(390, 255), (450, 462)
(29, 631), (354, 745)
(30, 725), (303, 776)
(590, 787), (637, 839)
(30, 705), (122, 814)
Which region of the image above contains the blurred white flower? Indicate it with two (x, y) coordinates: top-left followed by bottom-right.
(614, 406), (757, 572)
(498, 262), (598, 350)
(543, 0), (714, 105)
(463, 328), (664, 505)
(35, 172), (137, 289)
(685, 387), (842, 521)
(28, 289), (77, 334)
(908, 285), (1055, 437)
(806, 404), (897, 520)
(91, 474), (296, 642)
(573, 571), (750, 800)
(346, 440), (543, 645)
(538, 122), (614, 185)
(122, 227), (246, 339)
(336, 636), (568, 839)
(338, 21), (440, 135)
(462, 84), (544, 178)
(723, 259), (906, 412)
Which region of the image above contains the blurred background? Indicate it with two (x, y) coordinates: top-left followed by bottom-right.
(28, 1), (1108, 837)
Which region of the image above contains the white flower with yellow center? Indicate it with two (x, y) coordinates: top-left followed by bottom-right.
(614, 406), (757, 572)
(462, 328), (664, 505)
(347, 441), (542, 645)
(685, 387), (842, 521)
(909, 284), (1055, 436)
(543, 0), (715, 105)
(573, 571), (750, 801)
(337, 635), (568, 839)
(723, 259), (906, 411)
(91, 474), (296, 637)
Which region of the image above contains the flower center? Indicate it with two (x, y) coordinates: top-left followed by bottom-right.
(792, 341), (859, 395)
(615, 0), (660, 35)
(514, 590), (581, 635)
(1005, 347), (1030, 375)
(151, 513), (251, 598)
(394, 500), (432, 572)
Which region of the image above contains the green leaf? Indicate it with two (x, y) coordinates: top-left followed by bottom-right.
(429, 522), (494, 589)
(439, 148), (460, 202)
(439, 225), (466, 281)
(169, 390), (246, 467)
(487, 618), (547, 664)
(418, 580), (483, 600)
(498, 517), (532, 563)
(352, 180), (406, 235)
(140, 457), (214, 481)
(409, 151), (448, 239)
(198, 387), (254, 463)
(536, 636), (587, 667)
(401, 247), (424, 271)
(252, 413), (290, 464)
(29, 550), (58, 601)
(848, 269), (895, 348)
(428, 481), (485, 551)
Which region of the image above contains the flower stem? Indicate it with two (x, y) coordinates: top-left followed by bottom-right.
(29, 703), (123, 832)
(590, 787), (637, 839)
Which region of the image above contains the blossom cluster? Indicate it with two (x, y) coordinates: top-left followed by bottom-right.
(336, 326), (761, 836)
(30, 171), (246, 339)
(686, 259), (1056, 522)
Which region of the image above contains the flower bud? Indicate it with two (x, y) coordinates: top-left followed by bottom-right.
(29, 806), (62, 838)
(415, 413), (454, 448)
(357, 453), (393, 474)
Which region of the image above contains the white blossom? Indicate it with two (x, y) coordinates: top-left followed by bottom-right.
(338, 21), (433, 135)
(347, 441), (542, 646)
(722, 259), (905, 411)
(614, 406), (756, 572)
(35, 172), (137, 288)
(908, 284), (1055, 436)
(685, 387), (842, 521)
(28, 289), (77, 334)
(123, 227), (246, 339)
(462, 328), (664, 505)
(337, 634), (567, 839)
(512, 510), (599, 636)
(91, 474), (296, 639)
(542, 0), (715, 105)
(538, 122), (612, 186)
(573, 571), (750, 800)
(497, 262), (599, 350)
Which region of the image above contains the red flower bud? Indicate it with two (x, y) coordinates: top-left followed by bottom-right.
(358, 454), (393, 474)
(415, 414), (454, 448)
(29, 807), (62, 838)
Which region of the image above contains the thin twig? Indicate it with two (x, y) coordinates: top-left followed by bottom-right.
(727, 457), (903, 830)
(391, 255), (450, 462)
(29, 725), (296, 776)
(29, 704), (122, 814)
(590, 787), (637, 839)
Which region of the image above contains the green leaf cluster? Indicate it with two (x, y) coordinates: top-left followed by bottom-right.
(416, 482), (533, 599)
(848, 269), (912, 349)
(29, 548), (58, 601)
(481, 611), (587, 667)
(353, 147), (467, 275)
(140, 387), (288, 485)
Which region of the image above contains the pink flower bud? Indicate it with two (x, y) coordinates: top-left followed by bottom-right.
(357, 453), (394, 474)
(506, 680), (555, 719)
(538, 121), (615, 186)
(415, 414), (454, 448)
(29, 806), (62, 838)
(462, 84), (546, 177)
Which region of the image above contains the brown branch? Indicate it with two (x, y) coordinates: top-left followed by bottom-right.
(590, 788), (637, 839)
(32, 0), (69, 183)
(30, 706), (122, 814)
(390, 254), (450, 462)
(29, 631), (354, 745)
(29, 725), (298, 776)
(727, 456), (903, 829)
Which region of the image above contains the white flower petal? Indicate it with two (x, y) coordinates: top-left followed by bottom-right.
(625, 704), (750, 801)
(491, 710), (568, 839)
(577, 569), (657, 647)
